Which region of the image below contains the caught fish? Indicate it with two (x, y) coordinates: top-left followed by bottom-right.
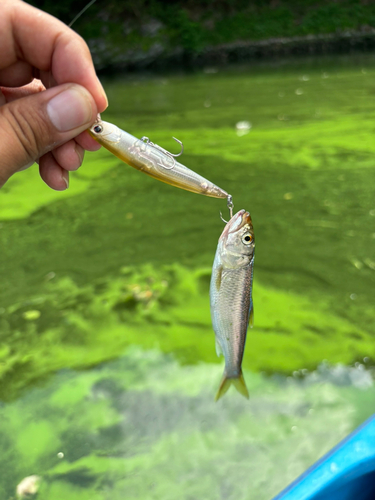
(210, 209), (255, 401)
(89, 119), (228, 198)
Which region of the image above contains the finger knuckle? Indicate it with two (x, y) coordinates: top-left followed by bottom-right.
(2, 101), (49, 161)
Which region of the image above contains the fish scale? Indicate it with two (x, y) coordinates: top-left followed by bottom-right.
(211, 266), (252, 374)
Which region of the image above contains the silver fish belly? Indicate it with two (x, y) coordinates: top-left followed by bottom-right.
(210, 209), (255, 401)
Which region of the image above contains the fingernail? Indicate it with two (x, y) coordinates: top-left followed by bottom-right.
(75, 145), (84, 167)
(62, 170), (69, 189)
(97, 78), (108, 109)
(47, 87), (93, 132)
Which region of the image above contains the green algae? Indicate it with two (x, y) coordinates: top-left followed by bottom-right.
(0, 265), (374, 402)
(0, 152), (118, 221)
(1, 347), (374, 500)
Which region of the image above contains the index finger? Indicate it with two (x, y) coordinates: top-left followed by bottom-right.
(1, 0), (107, 112)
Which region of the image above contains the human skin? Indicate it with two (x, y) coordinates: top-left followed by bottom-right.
(0, 0), (108, 190)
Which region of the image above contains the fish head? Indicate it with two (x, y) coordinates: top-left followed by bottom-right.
(88, 119), (122, 146)
(219, 209), (254, 268)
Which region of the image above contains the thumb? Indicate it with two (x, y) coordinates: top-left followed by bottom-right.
(0, 83), (98, 187)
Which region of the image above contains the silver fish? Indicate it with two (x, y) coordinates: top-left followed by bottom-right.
(210, 209), (255, 401)
(89, 119), (228, 199)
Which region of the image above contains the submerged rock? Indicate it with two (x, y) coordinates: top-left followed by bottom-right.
(16, 475), (41, 498)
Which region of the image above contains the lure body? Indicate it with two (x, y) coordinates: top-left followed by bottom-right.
(210, 209), (255, 401)
(89, 120), (228, 199)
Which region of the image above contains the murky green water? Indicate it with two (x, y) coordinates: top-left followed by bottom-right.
(1, 54), (375, 499)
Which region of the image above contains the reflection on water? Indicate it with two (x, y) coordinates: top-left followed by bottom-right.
(2, 348), (375, 499)
(1, 53), (375, 498)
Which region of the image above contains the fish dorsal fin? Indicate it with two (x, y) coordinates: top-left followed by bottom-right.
(249, 300), (254, 328)
(215, 265), (223, 291)
(215, 338), (223, 357)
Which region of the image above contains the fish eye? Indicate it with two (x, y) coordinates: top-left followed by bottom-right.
(93, 124), (103, 134)
(242, 233), (253, 245)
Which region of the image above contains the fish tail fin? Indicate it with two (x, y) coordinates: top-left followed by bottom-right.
(215, 369), (249, 401)
(215, 375), (231, 402)
(233, 371), (249, 399)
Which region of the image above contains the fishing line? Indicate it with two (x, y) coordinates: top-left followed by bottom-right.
(219, 195), (234, 223)
(227, 195), (234, 219)
(69, 0), (98, 28)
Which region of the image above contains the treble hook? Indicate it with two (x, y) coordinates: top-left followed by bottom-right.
(140, 136), (184, 170)
(220, 212), (228, 224)
(219, 195), (234, 224)
(170, 137), (184, 157)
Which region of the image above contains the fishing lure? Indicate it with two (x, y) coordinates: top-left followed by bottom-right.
(89, 118), (228, 198)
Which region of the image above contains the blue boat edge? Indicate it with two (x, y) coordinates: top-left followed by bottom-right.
(273, 414), (375, 500)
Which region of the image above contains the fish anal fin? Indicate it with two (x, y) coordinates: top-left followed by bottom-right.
(249, 301), (254, 328)
(215, 265), (223, 291)
(215, 369), (249, 401)
(215, 338), (223, 357)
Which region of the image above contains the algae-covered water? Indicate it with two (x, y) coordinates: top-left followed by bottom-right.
(1, 54), (375, 499)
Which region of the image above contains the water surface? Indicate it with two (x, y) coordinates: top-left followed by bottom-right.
(1, 54), (375, 499)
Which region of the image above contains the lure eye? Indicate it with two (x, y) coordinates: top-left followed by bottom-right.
(93, 124), (103, 134)
(242, 233), (253, 245)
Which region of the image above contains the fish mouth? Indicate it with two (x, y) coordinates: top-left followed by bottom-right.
(238, 210), (252, 229)
(229, 210), (252, 232)
(220, 209), (252, 239)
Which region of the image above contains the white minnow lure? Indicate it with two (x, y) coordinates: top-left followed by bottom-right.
(89, 119), (228, 199)
(210, 209), (255, 401)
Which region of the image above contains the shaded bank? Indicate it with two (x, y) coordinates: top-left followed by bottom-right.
(26, 0), (375, 71)
(90, 30), (375, 73)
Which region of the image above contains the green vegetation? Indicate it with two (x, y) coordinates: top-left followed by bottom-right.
(26, 0), (375, 66)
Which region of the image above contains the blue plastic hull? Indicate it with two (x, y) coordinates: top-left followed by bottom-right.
(273, 414), (375, 500)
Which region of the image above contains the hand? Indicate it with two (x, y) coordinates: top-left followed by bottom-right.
(0, 0), (108, 190)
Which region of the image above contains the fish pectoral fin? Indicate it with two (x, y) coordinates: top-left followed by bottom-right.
(215, 265), (223, 291)
(215, 369), (249, 401)
(249, 300), (254, 328)
(215, 338), (223, 357)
